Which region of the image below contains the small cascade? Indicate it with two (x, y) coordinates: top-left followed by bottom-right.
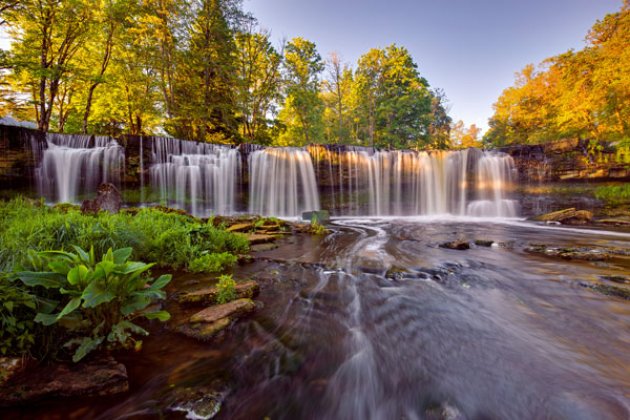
(466, 152), (519, 217)
(149, 137), (240, 216)
(37, 133), (124, 203)
(308, 146), (518, 217)
(249, 148), (320, 217)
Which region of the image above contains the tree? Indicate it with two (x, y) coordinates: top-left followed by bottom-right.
(321, 52), (353, 144)
(428, 88), (452, 149)
(275, 37), (324, 146)
(233, 23), (282, 143)
(7, 0), (92, 131)
(354, 44), (433, 148)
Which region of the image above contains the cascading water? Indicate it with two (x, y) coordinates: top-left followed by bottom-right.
(466, 151), (519, 217)
(37, 133), (124, 203)
(149, 137), (240, 217)
(248, 148), (320, 217)
(309, 146), (518, 217)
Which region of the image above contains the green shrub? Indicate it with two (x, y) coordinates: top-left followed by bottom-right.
(0, 274), (37, 356)
(215, 274), (237, 304)
(594, 184), (630, 206)
(189, 252), (238, 273)
(13, 246), (171, 362)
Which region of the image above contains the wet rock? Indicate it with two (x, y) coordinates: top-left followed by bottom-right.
(385, 266), (409, 280)
(0, 358), (25, 386)
(250, 242), (279, 252)
(80, 183), (121, 214)
(178, 280), (260, 305)
(245, 233), (276, 245)
(599, 275), (629, 284)
(189, 299), (256, 323)
(439, 240), (470, 250)
(579, 282), (630, 300)
(0, 356), (128, 406)
(533, 208), (593, 225)
(168, 387), (223, 419)
(525, 244), (611, 261)
(226, 222), (253, 232)
(474, 239), (494, 247)
(177, 318), (232, 341)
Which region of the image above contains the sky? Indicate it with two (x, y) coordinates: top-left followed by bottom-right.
(243, 0), (622, 133)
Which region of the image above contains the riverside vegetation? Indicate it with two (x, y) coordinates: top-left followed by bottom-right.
(0, 198), (249, 363)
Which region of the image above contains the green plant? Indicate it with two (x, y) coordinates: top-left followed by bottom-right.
(189, 252), (238, 273)
(594, 184), (630, 206)
(13, 246), (171, 362)
(0, 274), (37, 356)
(215, 274), (236, 304)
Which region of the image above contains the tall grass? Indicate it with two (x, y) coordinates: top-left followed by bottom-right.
(0, 198), (249, 272)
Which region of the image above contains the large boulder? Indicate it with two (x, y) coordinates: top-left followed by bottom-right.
(81, 182), (122, 214)
(0, 356), (128, 406)
(533, 208), (593, 225)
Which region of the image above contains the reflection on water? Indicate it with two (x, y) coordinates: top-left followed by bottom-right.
(5, 220), (630, 420)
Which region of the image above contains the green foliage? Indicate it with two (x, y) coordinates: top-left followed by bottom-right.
(215, 274), (237, 304)
(594, 184), (630, 206)
(0, 274), (37, 356)
(14, 246), (171, 362)
(189, 252), (238, 273)
(0, 199), (249, 273)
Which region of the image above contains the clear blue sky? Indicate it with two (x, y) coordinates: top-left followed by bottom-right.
(243, 0), (622, 133)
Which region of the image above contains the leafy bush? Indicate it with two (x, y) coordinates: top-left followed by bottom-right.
(594, 184), (630, 206)
(13, 246), (171, 362)
(189, 252), (238, 273)
(215, 274), (237, 304)
(0, 274), (37, 356)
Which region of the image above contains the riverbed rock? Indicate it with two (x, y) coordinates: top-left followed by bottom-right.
(246, 233), (276, 245)
(0, 356), (128, 406)
(167, 386), (224, 419)
(226, 222), (253, 232)
(0, 358), (25, 386)
(439, 240), (470, 250)
(474, 239), (494, 247)
(189, 298), (256, 323)
(533, 208), (593, 225)
(177, 298), (256, 341)
(81, 182), (122, 214)
(524, 244), (611, 261)
(178, 280), (260, 305)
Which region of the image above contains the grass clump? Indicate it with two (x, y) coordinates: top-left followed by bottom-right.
(594, 184), (630, 206)
(189, 252), (238, 273)
(215, 274), (237, 304)
(0, 197), (249, 272)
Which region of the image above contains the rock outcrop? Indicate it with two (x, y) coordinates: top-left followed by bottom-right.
(533, 208), (593, 225)
(81, 183), (122, 214)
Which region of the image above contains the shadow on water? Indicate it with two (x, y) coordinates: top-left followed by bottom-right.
(4, 219), (630, 420)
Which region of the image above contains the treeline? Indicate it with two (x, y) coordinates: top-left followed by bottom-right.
(484, 3), (629, 147)
(0, 0), (451, 149)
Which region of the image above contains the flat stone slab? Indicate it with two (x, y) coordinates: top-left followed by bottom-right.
(226, 222), (253, 232)
(533, 208), (593, 225)
(177, 318), (232, 341)
(0, 356), (128, 406)
(189, 298), (256, 324)
(178, 280), (260, 305)
(246, 234), (276, 245)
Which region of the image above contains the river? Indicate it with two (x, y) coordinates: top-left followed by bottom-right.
(8, 218), (630, 419)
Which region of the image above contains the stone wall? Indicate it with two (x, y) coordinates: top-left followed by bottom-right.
(500, 138), (630, 183)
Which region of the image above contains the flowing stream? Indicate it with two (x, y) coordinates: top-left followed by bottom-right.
(10, 218), (628, 420)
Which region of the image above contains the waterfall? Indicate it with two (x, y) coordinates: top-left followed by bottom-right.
(249, 148), (320, 217)
(308, 146), (518, 217)
(149, 137), (240, 217)
(466, 152), (519, 217)
(37, 133), (124, 203)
